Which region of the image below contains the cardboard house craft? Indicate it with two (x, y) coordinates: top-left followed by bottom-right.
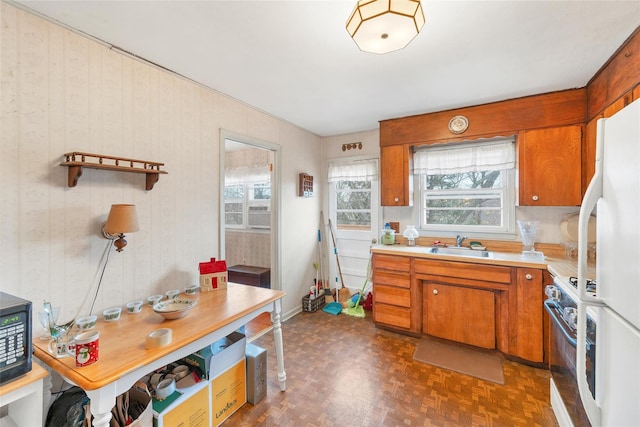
(199, 258), (228, 291)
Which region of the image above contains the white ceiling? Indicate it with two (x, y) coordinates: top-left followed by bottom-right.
(14, 1), (640, 137)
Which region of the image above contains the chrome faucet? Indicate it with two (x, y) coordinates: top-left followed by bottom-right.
(455, 235), (467, 247)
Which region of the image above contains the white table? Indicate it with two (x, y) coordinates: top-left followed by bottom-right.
(33, 284), (286, 427)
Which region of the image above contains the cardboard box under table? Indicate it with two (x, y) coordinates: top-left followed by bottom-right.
(152, 380), (210, 427)
(181, 332), (247, 426)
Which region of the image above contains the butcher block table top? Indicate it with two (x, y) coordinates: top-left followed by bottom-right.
(33, 284), (283, 390)
(33, 283), (286, 427)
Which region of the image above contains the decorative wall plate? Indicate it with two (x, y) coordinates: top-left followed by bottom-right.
(448, 115), (469, 134)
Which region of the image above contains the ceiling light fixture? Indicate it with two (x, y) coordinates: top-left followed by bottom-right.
(346, 0), (425, 54)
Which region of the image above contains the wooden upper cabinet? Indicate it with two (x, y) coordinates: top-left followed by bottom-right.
(634, 84), (640, 101)
(518, 125), (583, 206)
(380, 144), (412, 206)
(583, 116), (601, 195)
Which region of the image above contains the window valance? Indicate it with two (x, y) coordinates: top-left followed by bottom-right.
(328, 159), (379, 182)
(224, 165), (270, 185)
(413, 138), (515, 175)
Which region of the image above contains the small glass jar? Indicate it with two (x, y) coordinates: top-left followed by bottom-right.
(381, 229), (395, 245)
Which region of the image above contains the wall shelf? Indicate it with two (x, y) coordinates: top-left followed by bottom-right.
(60, 152), (167, 190)
(298, 173), (313, 197)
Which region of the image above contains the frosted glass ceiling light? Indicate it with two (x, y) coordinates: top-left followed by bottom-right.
(346, 0), (425, 54)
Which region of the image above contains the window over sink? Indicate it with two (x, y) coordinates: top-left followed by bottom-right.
(414, 138), (516, 235)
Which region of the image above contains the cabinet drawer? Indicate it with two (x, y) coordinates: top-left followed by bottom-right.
(414, 259), (512, 284)
(372, 254), (411, 271)
(373, 303), (411, 329)
(373, 270), (410, 289)
(374, 284), (411, 307)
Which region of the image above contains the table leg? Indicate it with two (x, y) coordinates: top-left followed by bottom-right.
(85, 385), (115, 427)
(271, 299), (287, 391)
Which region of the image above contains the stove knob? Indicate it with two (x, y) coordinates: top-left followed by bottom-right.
(563, 307), (578, 330)
(568, 313), (578, 330)
(545, 285), (560, 301)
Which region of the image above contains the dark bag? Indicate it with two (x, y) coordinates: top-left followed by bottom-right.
(45, 383), (152, 427)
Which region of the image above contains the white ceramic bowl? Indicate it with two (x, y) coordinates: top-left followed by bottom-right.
(76, 315), (97, 331)
(103, 307), (122, 322)
(153, 298), (197, 320)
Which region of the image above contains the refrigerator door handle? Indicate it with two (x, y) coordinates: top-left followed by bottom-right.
(577, 118), (604, 303)
(576, 117), (606, 427)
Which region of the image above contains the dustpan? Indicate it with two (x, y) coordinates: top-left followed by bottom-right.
(323, 302), (343, 315)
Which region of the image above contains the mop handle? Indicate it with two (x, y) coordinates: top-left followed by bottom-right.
(328, 218), (345, 288)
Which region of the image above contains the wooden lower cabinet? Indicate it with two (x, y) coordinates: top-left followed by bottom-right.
(371, 252), (547, 364)
(424, 282), (496, 349)
(511, 268), (545, 362)
(372, 254), (420, 334)
(374, 303), (411, 330)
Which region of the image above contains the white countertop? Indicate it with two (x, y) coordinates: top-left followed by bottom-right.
(370, 244), (595, 278)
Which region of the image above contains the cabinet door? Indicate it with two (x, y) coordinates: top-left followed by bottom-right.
(380, 145), (411, 206)
(513, 268), (544, 362)
(519, 125), (582, 206)
(424, 283), (496, 349)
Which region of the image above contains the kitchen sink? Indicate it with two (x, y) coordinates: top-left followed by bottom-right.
(427, 246), (493, 258)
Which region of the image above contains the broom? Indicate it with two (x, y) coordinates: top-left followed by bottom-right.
(328, 218), (350, 303)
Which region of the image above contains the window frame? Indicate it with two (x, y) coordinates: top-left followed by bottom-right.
(417, 168), (516, 235)
(334, 180), (374, 232)
(224, 182), (272, 230)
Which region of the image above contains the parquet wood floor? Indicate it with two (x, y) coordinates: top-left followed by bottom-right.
(233, 310), (558, 427)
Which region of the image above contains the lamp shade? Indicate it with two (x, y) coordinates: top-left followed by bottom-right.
(346, 0), (425, 54)
(104, 204), (140, 235)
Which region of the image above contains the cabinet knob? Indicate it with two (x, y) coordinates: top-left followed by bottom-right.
(525, 274), (533, 280)
(394, 197), (399, 202)
(532, 195), (539, 201)
(432, 289), (439, 295)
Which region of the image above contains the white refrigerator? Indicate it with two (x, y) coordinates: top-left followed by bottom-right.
(576, 98), (640, 426)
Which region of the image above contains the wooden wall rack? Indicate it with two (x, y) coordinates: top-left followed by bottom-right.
(298, 173), (314, 197)
(60, 152), (167, 190)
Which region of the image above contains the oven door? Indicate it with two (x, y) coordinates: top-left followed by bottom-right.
(545, 300), (592, 427)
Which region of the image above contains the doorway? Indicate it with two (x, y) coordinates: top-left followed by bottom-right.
(327, 157), (380, 293)
(220, 132), (280, 293)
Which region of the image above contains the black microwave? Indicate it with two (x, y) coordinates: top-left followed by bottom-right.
(0, 292), (32, 385)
